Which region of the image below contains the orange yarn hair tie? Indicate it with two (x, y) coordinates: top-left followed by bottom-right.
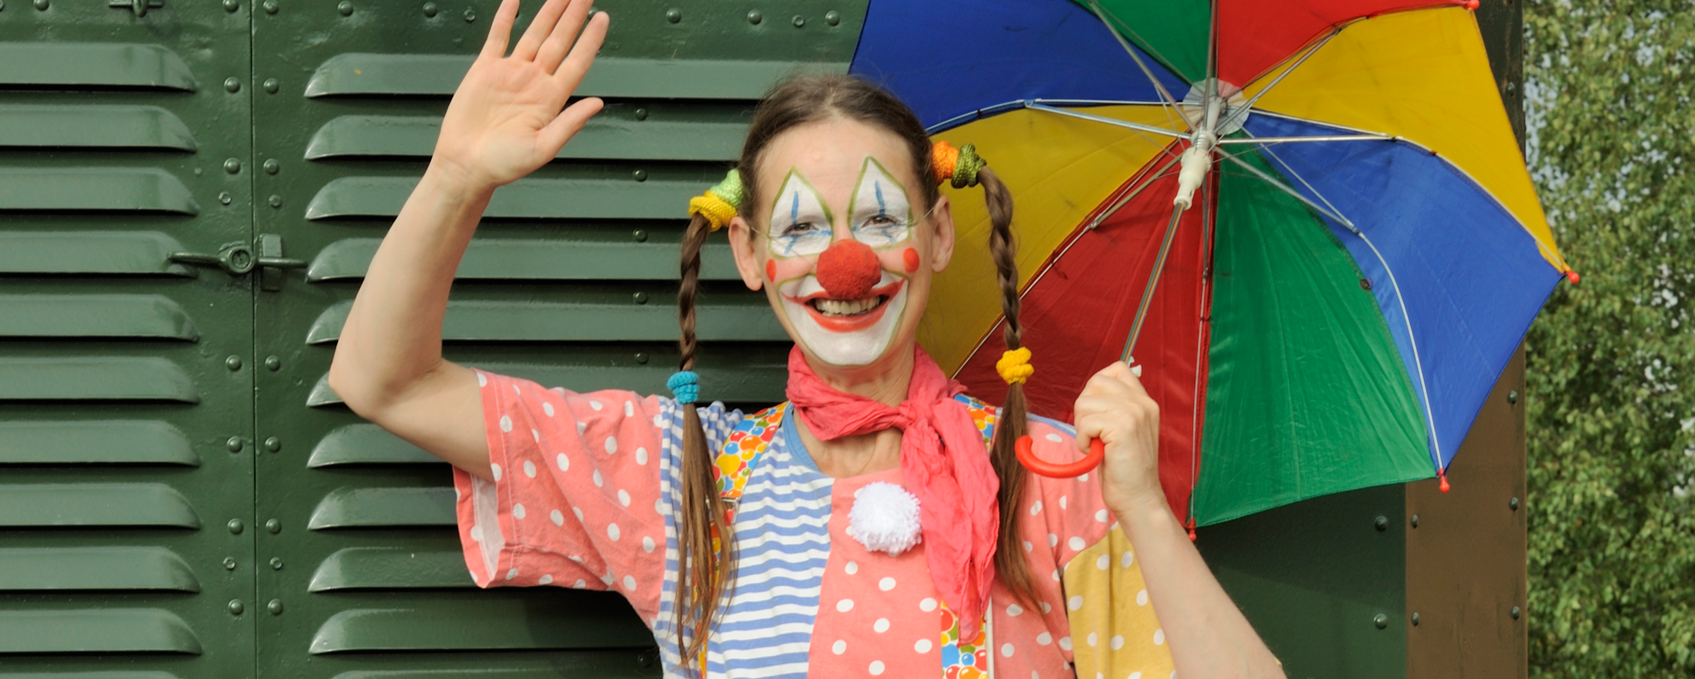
(932, 141), (961, 186)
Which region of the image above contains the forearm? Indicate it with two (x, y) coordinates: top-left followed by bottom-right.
(1112, 495), (1284, 679)
(330, 162), (493, 415)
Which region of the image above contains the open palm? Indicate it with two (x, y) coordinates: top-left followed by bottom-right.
(433, 0), (608, 191)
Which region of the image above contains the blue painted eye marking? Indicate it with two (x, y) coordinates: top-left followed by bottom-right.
(790, 190), (800, 223)
(873, 180), (887, 217)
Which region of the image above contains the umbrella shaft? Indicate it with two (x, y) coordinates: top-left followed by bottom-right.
(1124, 201), (1187, 364)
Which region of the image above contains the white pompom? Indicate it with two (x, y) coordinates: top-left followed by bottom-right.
(845, 482), (923, 556)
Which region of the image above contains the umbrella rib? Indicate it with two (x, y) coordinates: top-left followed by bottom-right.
(1217, 134), (1394, 145)
(1026, 102), (1189, 140)
(1086, 152), (1185, 230)
(1083, 0), (1188, 132)
(1235, 29), (1339, 115)
(1217, 152), (1355, 229)
(1252, 143), (1447, 472)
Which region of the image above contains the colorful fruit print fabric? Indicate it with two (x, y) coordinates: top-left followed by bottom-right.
(452, 369), (1173, 678)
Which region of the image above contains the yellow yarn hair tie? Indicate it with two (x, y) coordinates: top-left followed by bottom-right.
(688, 170), (745, 232)
(996, 347), (1034, 385)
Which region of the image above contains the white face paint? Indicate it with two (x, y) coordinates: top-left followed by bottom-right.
(778, 271), (909, 366)
(766, 159), (917, 367)
(847, 158), (914, 248)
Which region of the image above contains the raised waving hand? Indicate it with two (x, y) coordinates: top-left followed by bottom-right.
(433, 0), (609, 191)
(329, 0), (609, 481)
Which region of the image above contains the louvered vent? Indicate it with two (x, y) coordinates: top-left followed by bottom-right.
(0, 3), (256, 678)
(252, 2), (863, 677)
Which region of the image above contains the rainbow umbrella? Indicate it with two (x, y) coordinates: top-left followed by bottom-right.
(850, 0), (1574, 528)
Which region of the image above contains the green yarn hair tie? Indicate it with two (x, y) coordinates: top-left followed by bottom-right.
(951, 143), (986, 189)
(708, 170), (745, 210)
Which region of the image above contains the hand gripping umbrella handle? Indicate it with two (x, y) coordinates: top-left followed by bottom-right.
(1015, 436), (1104, 478)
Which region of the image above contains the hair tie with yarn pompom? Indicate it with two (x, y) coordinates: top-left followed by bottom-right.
(931, 141), (986, 189)
(687, 169), (744, 232)
(667, 370), (700, 405)
(995, 347), (1034, 385)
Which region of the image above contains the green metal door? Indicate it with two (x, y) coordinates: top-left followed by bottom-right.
(249, 1), (862, 676)
(0, 0), (257, 676)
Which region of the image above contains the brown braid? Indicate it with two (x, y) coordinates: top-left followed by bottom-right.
(976, 165), (1038, 606)
(674, 212), (734, 672)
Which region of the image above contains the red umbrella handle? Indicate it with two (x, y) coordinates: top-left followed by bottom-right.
(1016, 436), (1105, 478)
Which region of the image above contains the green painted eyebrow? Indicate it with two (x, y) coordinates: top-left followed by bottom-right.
(767, 168), (834, 227)
(846, 156), (913, 222)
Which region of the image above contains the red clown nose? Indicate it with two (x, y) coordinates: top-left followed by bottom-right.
(815, 239), (883, 300)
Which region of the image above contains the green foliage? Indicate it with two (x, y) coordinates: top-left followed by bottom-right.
(1524, 0), (1695, 675)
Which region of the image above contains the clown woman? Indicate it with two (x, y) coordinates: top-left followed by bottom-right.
(329, 0), (1284, 677)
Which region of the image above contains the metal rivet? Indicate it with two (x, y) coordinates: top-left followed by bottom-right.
(665, 8), (680, 22)
(265, 519), (281, 533)
(633, 291), (648, 304)
(1411, 612), (1421, 626)
(228, 600), (245, 615)
(223, 557), (238, 571)
(1510, 606), (1521, 620)
(792, 14), (804, 27)
(227, 437), (244, 452)
(632, 229), (648, 242)
(265, 355), (282, 371)
(422, 1), (436, 16)
(1509, 497), (1520, 511)
(33, 0), (47, 10)
(639, 652), (655, 668)
(1507, 390), (1519, 404)
(227, 519), (244, 534)
(462, 7), (475, 22)
(265, 437), (281, 452)
(268, 195), (283, 208)
(226, 355), (243, 371)
(1373, 613), (1388, 629)
(1359, 278), (1372, 290)
(263, 78), (280, 93)
(224, 77), (241, 93)
(262, 0), (276, 13)
(268, 599), (284, 615)
(270, 557), (284, 570)
(746, 9), (761, 23)
(263, 159), (280, 174)
(825, 10), (840, 25)
(635, 352), (649, 364)
(223, 0), (239, 11)
(632, 169), (648, 182)
(1374, 515), (1388, 532)
(219, 192), (233, 205)
(633, 107), (648, 120)
(337, 0), (352, 15)
(224, 158), (242, 174)
(1410, 514), (1419, 528)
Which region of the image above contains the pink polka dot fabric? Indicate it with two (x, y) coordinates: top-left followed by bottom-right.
(452, 370), (1173, 678)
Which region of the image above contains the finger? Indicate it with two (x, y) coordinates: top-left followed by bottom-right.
(512, 0), (571, 61)
(1101, 361), (1153, 402)
(536, 0), (595, 73)
(1071, 395), (1138, 450)
(480, 0), (521, 59)
(552, 9), (608, 87)
(537, 96), (604, 156)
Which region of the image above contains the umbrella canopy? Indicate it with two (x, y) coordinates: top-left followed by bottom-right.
(851, 0), (1573, 527)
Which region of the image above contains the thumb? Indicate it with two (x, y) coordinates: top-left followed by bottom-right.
(538, 97), (604, 156)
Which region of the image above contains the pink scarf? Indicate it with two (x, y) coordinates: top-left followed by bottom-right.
(785, 345), (999, 634)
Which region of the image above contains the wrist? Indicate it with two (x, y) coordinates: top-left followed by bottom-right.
(424, 158), (500, 202)
(1109, 491), (1178, 538)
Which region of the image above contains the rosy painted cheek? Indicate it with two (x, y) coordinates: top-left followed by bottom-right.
(902, 247), (920, 273)
(765, 259), (776, 281)
(767, 257), (813, 284)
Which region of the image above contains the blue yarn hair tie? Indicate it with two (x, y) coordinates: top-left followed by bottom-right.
(667, 371), (700, 405)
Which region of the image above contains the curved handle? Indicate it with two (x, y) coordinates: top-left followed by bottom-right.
(1016, 435), (1104, 478)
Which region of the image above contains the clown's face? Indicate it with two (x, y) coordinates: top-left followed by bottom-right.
(729, 119), (955, 371)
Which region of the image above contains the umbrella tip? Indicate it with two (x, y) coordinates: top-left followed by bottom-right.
(1438, 470), (1451, 493)
(1566, 270), (1581, 284)
(1185, 517), (1197, 542)
(1459, 0), (1479, 9)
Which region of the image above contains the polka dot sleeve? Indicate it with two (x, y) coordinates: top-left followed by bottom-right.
(451, 370), (672, 626)
(1022, 416), (1176, 678)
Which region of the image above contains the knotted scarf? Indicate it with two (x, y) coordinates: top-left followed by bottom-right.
(785, 345), (999, 635)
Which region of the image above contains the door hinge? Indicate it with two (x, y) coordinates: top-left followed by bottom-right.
(109, 0), (164, 17)
(168, 234), (305, 291)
